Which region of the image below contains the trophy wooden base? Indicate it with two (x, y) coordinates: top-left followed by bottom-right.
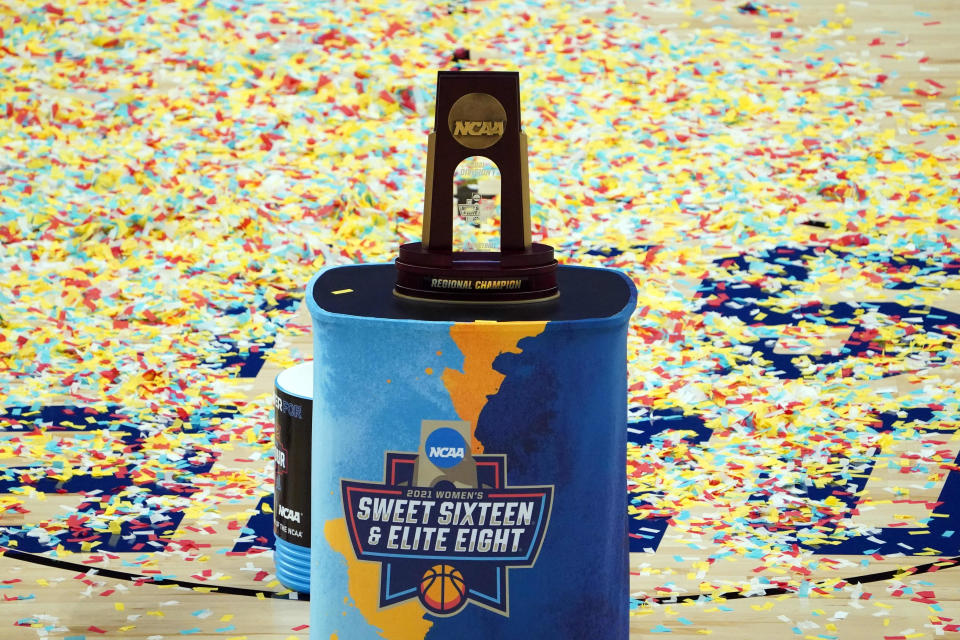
(395, 241), (558, 303)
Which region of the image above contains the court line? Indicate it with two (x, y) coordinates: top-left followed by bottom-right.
(0, 545), (309, 601)
(3, 544), (956, 604)
(641, 555), (960, 604)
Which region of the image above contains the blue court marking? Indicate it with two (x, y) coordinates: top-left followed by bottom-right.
(209, 294), (299, 377)
(230, 494), (276, 553)
(628, 409), (711, 553)
(208, 337), (275, 378)
(627, 246), (960, 555)
(695, 245), (960, 379)
(0, 404), (270, 554)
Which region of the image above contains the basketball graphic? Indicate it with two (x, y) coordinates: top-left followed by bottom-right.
(418, 564), (467, 614)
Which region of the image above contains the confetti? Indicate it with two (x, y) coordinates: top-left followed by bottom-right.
(0, 0), (957, 638)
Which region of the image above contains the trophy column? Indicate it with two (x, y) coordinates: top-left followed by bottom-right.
(395, 71), (557, 303)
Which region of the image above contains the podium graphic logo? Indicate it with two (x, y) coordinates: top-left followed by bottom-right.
(447, 93), (507, 149)
(425, 427), (467, 468)
(340, 420), (554, 617)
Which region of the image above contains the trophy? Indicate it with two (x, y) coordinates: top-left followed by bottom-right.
(395, 71), (558, 303)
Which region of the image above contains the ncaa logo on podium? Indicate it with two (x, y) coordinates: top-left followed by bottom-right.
(425, 427), (467, 468)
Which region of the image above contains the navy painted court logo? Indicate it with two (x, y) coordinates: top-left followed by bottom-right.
(340, 424), (554, 617)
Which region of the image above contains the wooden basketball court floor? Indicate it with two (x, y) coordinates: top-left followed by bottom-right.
(1, 0), (958, 638)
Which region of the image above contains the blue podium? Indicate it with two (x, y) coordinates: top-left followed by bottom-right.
(306, 263), (636, 640)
